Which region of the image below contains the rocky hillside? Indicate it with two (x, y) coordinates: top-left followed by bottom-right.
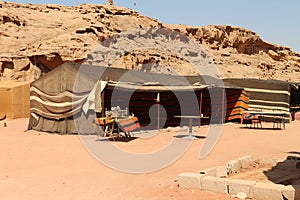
(1, 2), (300, 82)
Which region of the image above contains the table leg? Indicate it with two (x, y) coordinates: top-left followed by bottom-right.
(183, 118), (197, 140)
(189, 118), (193, 137)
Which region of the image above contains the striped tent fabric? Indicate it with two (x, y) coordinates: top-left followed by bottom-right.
(28, 62), (98, 134)
(200, 88), (249, 123)
(116, 117), (141, 132)
(226, 89), (249, 121)
(224, 79), (292, 122)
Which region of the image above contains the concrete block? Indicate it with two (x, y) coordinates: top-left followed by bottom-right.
(216, 166), (228, 178)
(235, 192), (247, 200)
(201, 176), (228, 194)
(259, 158), (279, 167)
(228, 179), (256, 199)
(237, 155), (252, 168)
(178, 172), (204, 189)
(198, 167), (216, 177)
(227, 159), (241, 175)
(254, 182), (283, 200)
(281, 185), (295, 200)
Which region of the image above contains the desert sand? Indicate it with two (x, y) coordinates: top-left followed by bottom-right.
(1, 118), (299, 200)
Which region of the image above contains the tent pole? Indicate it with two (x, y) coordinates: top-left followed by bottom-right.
(157, 93), (160, 131)
(158, 103), (160, 130)
(199, 90), (203, 127)
(101, 90), (105, 117)
(222, 88), (225, 124)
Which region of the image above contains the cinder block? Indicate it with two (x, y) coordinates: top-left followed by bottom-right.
(228, 179), (256, 199)
(216, 166), (228, 178)
(281, 185), (295, 200)
(259, 158), (279, 167)
(254, 182), (283, 200)
(238, 155), (252, 168)
(201, 176), (228, 194)
(198, 167), (216, 177)
(227, 159), (241, 175)
(178, 173), (204, 189)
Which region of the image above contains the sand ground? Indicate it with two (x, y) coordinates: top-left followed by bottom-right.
(0, 119), (299, 200)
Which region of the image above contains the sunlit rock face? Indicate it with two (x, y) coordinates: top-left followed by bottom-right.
(0, 2), (300, 82)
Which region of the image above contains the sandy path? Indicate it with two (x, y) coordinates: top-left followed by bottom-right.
(0, 119), (299, 200)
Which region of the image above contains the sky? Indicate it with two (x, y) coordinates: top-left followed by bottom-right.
(8, 0), (300, 52)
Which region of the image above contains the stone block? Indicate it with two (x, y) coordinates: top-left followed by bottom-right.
(178, 172), (204, 189)
(227, 159), (241, 175)
(281, 185), (295, 200)
(201, 176), (228, 194)
(198, 167), (216, 177)
(254, 182), (283, 200)
(228, 179), (256, 199)
(259, 158), (279, 167)
(237, 155), (252, 168)
(216, 166), (228, 178)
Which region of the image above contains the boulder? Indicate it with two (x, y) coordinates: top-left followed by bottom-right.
(13, 58), (30, 72)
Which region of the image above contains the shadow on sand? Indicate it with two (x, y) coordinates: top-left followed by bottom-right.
(240, 127), (284, 131)
(263, 153), (300, 198)
(173, 135), (206, 139)
(96, 136), (138, 143)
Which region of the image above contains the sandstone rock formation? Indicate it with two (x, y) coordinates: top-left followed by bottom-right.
(107, 0), (114, 6)
(0, 2), (300, 82)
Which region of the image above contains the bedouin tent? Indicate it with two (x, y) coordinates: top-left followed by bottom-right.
(224, 78), (293, 122)
(28, 62), (249, 134)
(28, 62), (99, 134)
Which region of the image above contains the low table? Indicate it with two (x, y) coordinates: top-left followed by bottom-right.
(174, 115), (209, 140)
(243, 111), (286, 129)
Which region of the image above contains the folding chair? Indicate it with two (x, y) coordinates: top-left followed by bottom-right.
(241, 113), (262, 128)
